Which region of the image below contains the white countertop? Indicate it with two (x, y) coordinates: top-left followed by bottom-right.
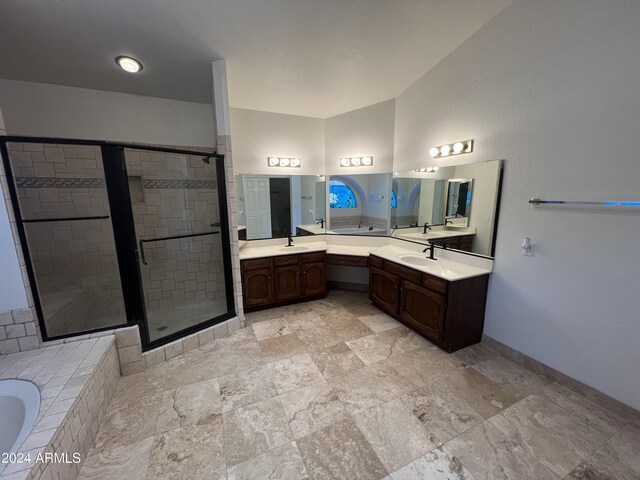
(239, 241), (327, 260)
(393, 227), (476, 242)
(239, 236), (492, 281)
(326, 244), (372, 256)
(368, 245), (491, 281)
(296, 224), (326, 234)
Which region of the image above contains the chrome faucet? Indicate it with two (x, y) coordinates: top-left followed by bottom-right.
(422, 222), (432, 234)
(285, 231), (294, 247)
(316, 218), (324, 229)
(423, 242), (437, 260)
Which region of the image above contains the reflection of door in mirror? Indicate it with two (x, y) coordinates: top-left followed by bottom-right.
(446, 179), (473, 218)
(270, 178), (291, 237)
(244, 176), (272, 239)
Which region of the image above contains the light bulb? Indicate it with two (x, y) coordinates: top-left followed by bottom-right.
(280, 158), (290, 166)
(440, 145), (451, 156)
(291, 158), (301, 167)
(429, 147), (440, 157)
(116, 56), (143, 73)
(268, 157), (279, 166)
(453, 142), (464, 153)
(351, 157), (361, 166)
(340, 158), (350, 166)
(361, 156), (372, 166)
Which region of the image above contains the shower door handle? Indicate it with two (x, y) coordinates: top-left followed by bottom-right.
(138, 240), (148, 265)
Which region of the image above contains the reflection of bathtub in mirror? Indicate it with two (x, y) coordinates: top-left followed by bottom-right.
(329, 226), (387, 235)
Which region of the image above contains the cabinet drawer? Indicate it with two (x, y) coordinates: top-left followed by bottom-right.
(369, 255), (383, 269)
(422, 273), (447, 294)
(302, 251), (326, 263)
(384, 260), (422, 285)
(274, 255), (300, 266)
(242, 257), (271, 271)
(327, 254), (368, 267)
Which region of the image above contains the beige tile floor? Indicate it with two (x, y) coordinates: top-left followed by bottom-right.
(78, 290), (640, 480)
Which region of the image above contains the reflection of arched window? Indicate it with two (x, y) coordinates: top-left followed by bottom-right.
(330, 180), (357, 208)
(391, 191), (397, 209)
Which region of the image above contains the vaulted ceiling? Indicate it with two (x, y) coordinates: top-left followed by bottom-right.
(0, 0), (510, 118)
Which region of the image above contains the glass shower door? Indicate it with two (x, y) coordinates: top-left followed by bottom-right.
(123, 147), (229, 343)
(4, 141), (127, 338)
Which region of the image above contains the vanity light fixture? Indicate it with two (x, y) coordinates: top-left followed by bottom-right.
(414, 167), (439, 173)
(429, 139), (473, 158)
(115, 56), (143, 73)
(340, 156), (373, 167)
(267, 157), (301, 167)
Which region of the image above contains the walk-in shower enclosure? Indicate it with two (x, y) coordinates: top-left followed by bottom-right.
(0, 137), (235, 350)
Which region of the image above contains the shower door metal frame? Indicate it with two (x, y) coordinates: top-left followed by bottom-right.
(0, 136), (237, 350)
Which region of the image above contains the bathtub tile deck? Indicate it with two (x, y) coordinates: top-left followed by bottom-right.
(73, 291), (640, 480)
(0, 335), (118, 480)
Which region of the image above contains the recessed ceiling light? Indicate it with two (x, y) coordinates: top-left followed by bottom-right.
(115, 56), (143, 73)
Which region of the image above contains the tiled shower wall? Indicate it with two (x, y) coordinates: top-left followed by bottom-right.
(0, 119), (41, 354)
(124, 148), (227, 311)
(5, 143), (125, 337)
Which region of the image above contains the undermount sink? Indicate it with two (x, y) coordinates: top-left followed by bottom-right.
(279, 245), (310, 252)
(397, 254), (436, 267)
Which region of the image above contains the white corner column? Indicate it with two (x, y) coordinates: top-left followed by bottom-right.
(212, 60), (245, 326)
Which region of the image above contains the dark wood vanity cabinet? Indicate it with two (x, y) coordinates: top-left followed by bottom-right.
(302, 262), (326, 297)
(429, 234), (474, 252)
(274, 264), (300, 302)
(400, 281), (446, 341)
(243, 266), (273, 308)
(242, 252), (326, 311)
(368, 254), (489, 352)
(368, 267), (400, 317)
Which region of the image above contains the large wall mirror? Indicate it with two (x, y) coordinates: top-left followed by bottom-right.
(390, 160), (503, 257)
(327, 173), (391, 235)
(235, 174), (326, 240)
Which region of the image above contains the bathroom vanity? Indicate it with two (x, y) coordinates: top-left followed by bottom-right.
(240, 237), (492, 352)
(241, 250), (326, 311)
(368, 253), (489, 352)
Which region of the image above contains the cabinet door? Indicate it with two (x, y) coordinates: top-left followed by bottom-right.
(302, 262), (325, 297)
(274, 265), (301, 302)
(369, 267), (400, 317)
(400, 281), (446, 341)
(242, 267), (273, 308)
(458, 235), (473, 252)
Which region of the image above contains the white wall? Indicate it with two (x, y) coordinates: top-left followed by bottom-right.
(361, 173), (391, 225)
(453, 161), (501, 256)
(394, 0), (640, 409)
(325, 100), (395, 175)
(230, 108), (325, 175)
(0, 79), (216, 147)
(0, 108), (29, 311)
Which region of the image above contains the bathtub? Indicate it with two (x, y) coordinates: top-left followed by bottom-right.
(328, 226), (388, 235)
(0, 380), (40, 473)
